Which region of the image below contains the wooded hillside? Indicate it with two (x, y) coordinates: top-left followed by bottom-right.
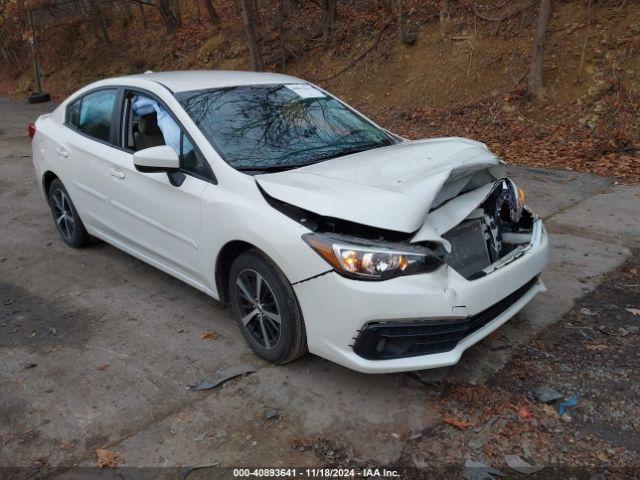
(1, 0), (638, 182)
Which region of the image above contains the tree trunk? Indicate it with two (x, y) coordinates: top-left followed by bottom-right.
(397, 0), (403, 35)
(93, 4), (111, 45)
(80, 0), (110, 45)
(202, 0), (220, 23)
(440, 0), (450, 23)
(172, 0), (183, 26)
(138, 3), (148, 28)
(321, 0), (337, 38)
(239, 0), (264, 71)
(253, 0), (262, 25)
(195, 0), (202, 23)
(577, 0), (592, 82)
(157, 0), (180, 36)
(278, 0), (286, 70)
(377, 0), (392, 13)
(526, 0), (552, 99)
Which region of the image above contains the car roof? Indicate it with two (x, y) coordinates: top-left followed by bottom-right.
(115, 70), (305, 92)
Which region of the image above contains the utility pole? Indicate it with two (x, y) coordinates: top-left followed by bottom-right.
(27, 9), (50, 104)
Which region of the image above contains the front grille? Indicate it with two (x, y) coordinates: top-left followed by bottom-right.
(352, 277), (538, 360)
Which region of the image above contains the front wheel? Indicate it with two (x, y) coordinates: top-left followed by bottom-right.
(229, 250), (307, 364)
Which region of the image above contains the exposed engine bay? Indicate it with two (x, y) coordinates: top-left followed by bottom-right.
(441, 179), (534, 279)
(261, 176), (536, 280)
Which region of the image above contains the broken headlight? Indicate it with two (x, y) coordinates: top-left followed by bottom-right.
(302, 233), (443, 280)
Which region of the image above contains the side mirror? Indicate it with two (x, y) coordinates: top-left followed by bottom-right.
(133, 146), (180, 173)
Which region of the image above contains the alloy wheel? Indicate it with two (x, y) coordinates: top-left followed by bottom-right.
(51, 189), (75, 241)
(235, 269), (282, 349)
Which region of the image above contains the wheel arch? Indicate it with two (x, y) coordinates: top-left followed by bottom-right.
(42, 170), (59, 200)
(215, 240), (257, 304)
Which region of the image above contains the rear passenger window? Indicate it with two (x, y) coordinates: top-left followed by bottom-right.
(66, 99), (81, 128)
(78, 89), (117, 143)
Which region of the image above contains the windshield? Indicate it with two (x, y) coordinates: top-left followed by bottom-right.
(175, 84), (398, 172)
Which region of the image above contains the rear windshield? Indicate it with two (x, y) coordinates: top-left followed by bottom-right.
(175, 84), (397, 172)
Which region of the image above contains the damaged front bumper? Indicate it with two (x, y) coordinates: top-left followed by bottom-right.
(293, 219), (549, 373)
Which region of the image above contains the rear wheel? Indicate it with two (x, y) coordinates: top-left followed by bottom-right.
(48, 179), (92, 248)
(229, 250), (307, 364)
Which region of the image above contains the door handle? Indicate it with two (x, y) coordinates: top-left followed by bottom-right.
(109, 168), (125, 179)
(55, 147), (68, 158)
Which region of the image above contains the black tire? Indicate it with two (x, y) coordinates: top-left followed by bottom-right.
(229, 250), (307, 364)
(28, 92), (51, 104)
(48, 178), (92, 248)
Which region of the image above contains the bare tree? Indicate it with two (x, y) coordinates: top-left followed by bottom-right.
(320, 0), (337, 38)
(80, 0), (111, 45)
(397, 0), (416, 44)
(440, 0), (450, 23)
(202, 0), (220, 23)
(239, 0), (263, 71)
(377, 0), (392, 13)
(527, 0), (552, 99)
(131, 0), (181, 36)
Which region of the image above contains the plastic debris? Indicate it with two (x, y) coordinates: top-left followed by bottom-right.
(188, 365), (256, 391)
(504, 454), (543, 474)
(462, 460), (505, 480)
(518, 406), (534, 419)
(533, 385), (563, 403)
(558, 395), (578, 416)
(265, 410), (279, 421)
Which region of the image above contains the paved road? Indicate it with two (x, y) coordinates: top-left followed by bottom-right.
(1, 96), (638, 473)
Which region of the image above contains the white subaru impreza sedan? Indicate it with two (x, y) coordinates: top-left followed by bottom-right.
(30, 70), (548, 373)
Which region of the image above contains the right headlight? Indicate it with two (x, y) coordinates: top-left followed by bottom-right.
(302, 233), (443, 280)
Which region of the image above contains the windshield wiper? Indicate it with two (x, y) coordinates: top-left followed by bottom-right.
(236, 165), (301, 173)
(236, 141), (392, 174)
(297, 141), (390, 166)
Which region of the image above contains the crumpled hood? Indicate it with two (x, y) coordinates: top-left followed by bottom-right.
(256, 137), (505, 233)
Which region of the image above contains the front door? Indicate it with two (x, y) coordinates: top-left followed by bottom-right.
(104, 91), (211, 286)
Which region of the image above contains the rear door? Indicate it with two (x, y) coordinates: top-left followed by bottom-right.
(104, 89), (213, 287)
(57, 88), (120, 233)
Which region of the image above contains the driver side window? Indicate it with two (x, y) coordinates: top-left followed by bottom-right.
(124, 91), (212, 180)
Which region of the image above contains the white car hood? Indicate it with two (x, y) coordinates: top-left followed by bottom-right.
(255, 137), (505, 234)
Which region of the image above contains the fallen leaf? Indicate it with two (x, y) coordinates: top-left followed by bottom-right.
(586, 344), (608, 351)
(200, 331), (219, 341)
(626, 308), (640, 316)
(97, 364), (110, 371)
(444, 416), (470, 430)
(95, 449), (117, 468)
(541, 404), (558, 418)
(518, 406), (534, 419)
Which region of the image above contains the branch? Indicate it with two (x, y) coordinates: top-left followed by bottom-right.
(128, 0), (162, 12)
(318, 22), (391, 82)
(472, 0), (538, 22)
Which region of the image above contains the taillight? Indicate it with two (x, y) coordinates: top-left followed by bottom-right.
(28, 123), (36, 140)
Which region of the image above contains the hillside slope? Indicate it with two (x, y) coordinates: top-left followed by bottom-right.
(1, 0), (637, 181)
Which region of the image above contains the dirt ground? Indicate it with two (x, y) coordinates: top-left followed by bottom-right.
(1, 96), (639, 479)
